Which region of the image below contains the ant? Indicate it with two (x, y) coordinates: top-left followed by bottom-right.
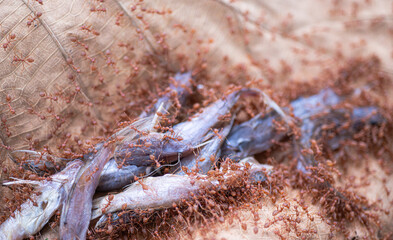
(90, 6), (107, 13)
(70, 36), (89, 51)
(11, 51), (34, 70)
(212, 128), (223, 139)
(101, 195), (114, 214)
(5, 94), (16, 115)
(115, 12), (124, 26)
(1, 116), (12, 137)
(80, 24), (100, 36)
(2, 33), (16, 51)
(27, 12), (42, 27)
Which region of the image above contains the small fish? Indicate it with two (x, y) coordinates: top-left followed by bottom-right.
(222, 88), (341, 160)
(102, 87), (284, 190)
(0, 160), (83, 240)
(296, 106), (385, 172)
(60, 146), (114, 240)
(291, 104), (385, 215)
(9, 150), (71, 176)
(91, 157), (272, 221)
(221, 113), (285, 160)
(94, 157), (271, 228)
(326, 106), (384, 150)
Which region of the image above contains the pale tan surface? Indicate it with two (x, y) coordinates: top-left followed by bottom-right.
(0, 0), (392, 239)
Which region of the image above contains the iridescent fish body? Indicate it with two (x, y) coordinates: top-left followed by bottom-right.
(92, 158), (272, 221)
(222, 89), (341, 159)
(60, 146), (114, 240)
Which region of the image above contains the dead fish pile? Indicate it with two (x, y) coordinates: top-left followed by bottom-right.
(0, 72), (386, 239)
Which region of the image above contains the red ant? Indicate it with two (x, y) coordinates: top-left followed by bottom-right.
(0, 142), (11, 150)
(2, 33), (16, 51)
(80, 24), (100, 36)
(5, 94), (16, 115)
(90, 6), (106, 13)
(1, 117), (12, 137)
(212, 128), (223, 139)
(11, 51), (34, 70)
(101, 195), (114, 214)
(27, 12), (42, 27)
(66, 57), (81, 72)
(70, 36), (89, 51)
(81, 51), (97, 72)
(115, 12), (124, 26)
(134, 176), (150, 191)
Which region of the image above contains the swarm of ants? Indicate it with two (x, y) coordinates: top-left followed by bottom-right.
(0, 1), (393, 240)
(1, 55), (392, 240)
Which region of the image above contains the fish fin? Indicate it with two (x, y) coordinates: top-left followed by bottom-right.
(10, 150), (68, 174)
(11, 150), (67, 161)
(149, 102), (169, 131)
(92, 196), (105, 208)
(193, 139), (214, 149)
(3, 177), (42, 186)
(259, 91), (294, 125)
(95, 214), (108, 228)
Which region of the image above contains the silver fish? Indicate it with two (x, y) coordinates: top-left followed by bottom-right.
(91, 157), (272, 221)
(222, 88), (342, 160)
(0, 160), (82, 240)
(60, 146), (114, 239)
(296, 106), (385, 172)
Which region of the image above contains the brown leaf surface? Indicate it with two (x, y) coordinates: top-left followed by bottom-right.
(1, 0), (392, 239)
(0, 0), (152, 151)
